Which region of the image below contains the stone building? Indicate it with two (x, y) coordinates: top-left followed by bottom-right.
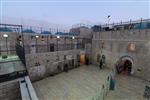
(0, 19), (150, 100)
(92, 23), (150, 81)
(0, 25), (92, 82)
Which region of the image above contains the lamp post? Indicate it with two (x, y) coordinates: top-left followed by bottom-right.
(56, 35), (60, 60)
(57, 35), (60, 51)
(72, 36), (75, 49)
(107, 15), (111, 26)
(64, 37), (66, 50)
(3, 34), (9, 54)
(47, 35), (49, 52)
(35, 35), (39, 53)
(76, 37), (78, 50)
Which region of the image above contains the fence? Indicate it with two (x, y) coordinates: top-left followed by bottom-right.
(92, 19), (150, 32)
(16, 44), (26, 66)
(22, 25), (70, 35)
(91, 68), (116, 100)
(0, 45), (16, 55)
(0, 24), (23, 55)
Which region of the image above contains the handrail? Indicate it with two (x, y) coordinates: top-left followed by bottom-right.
(15, 44), (26, 66)
(19, 76), (38, 100)
(92, 68), (116, 100)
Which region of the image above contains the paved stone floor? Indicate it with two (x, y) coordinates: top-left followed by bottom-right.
(33, 65), (111, 100)
(105, 74), (150, 100)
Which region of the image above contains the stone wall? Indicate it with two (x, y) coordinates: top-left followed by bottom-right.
(22, 33), (83, 54)
(92, 29), (150, 81)
(0, 80), (21, 100)
(70, 27), (92, 38)
(26, 50), (82, 81)
(0, 31), (92, 82)
(22, 33), (92, 81)
(0, 32), (18, 55)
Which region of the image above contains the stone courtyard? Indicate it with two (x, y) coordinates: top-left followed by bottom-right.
(0, 19), (150, 100)
(33, 65), (112, 100)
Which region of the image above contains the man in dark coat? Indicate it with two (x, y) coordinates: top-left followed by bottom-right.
(99, 59), (103, 69)
(64, 63), (68, 72)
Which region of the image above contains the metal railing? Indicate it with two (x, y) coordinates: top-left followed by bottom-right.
(92, 68), (116, 100)
(0, 24), (22, 33)
(16, 44), (26, 66)
(22, 25), (70, 35)
(92, 19), (150, 32)
(0, 45), (17, 55)
(19, 76), (38, 100)
(1, 19), (150, 34)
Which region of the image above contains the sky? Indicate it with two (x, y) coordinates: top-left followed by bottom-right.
(0, 0), (150, 27)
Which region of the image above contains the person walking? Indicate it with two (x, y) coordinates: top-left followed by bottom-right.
(64, 63), (68, 72)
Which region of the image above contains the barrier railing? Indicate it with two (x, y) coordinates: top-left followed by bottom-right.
(16, 44), (26, 66)
(19, 76), (38, 100)
(92, 19), (150, 32)
(91, 68), (116, 100)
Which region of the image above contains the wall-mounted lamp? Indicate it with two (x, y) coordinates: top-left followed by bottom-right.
(35, 35), (39, 39)
(128, 43), (136, 52)
(3, 34), (9, 38)
(57, 35), (60, 39)
(35, 35), (39, 53)
(3, 34), (9, 54)
(72, 36), (75, 39)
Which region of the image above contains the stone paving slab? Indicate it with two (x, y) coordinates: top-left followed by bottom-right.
(105, 74), (150, 100)
(33, 65), (111, 100)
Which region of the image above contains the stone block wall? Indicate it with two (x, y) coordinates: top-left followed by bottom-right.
(21, 33), (92, 81)
(0, 31), (92, 81)
(0, 32), (18, 55)
(92, 29), (150, 81)
(26, 50), (81, 81)
(0, 80), (21, 100)
(23, 33), (83, 54)
(70, 27), (92, 38)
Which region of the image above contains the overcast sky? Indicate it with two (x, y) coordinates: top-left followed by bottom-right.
(0, 0), (150, 26)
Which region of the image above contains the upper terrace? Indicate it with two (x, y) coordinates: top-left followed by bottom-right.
(71, 19), (150, 32)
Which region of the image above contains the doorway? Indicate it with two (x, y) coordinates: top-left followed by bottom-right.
(80, 54), (85, 65)
(116, 59), (132, 75)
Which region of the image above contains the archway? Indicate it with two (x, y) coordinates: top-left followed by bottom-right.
(116, 56), (133, 75)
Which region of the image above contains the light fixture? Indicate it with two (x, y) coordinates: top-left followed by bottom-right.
(35, 35), (39, 38)
(128, 43), (136, 51)
(3, 34), (8, 38)
(57, 35), (60, 39)
(3, 34), (9, 55)
(72, 36), (75, 39)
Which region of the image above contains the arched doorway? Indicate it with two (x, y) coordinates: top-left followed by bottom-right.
(116, 56), (133, 75)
